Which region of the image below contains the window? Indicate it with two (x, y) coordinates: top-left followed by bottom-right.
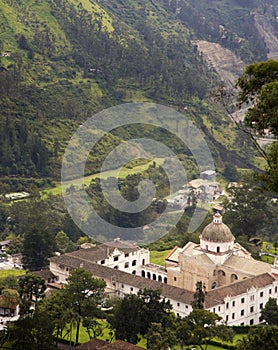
(241, 310), (244, 316)
(269, 289), (272, 294)
(240, 322), (244, 326)
(177, 302), (180, 307)
(174, 277), (177, 281)
(275, 286), (278, 293)
(218, 306), (221, 312)
(217, 246), (220, 253)
(232, 301), (235, 307)
(185, 305), (188, 309)
(226, 315), (229, 321)
(124, 262), (129, 268)
(101, 260), (105, 264)
(213, 308), (215, 313)
(206, 245), (208, 251)
(250, 306), (254, 313)
(260, 303), (263, 309)
(260, 291), (264, 297)
(226, 302), (229, 309)
(114, 266), (119, 269)
(250, 295), (254, 301)
(130, 287), (133, 292)
(241, 298), (245, 304)
(121, 284), (124, 288)
(142, 259), (145, 266)
(232, 313), (235, 319)
(132, 260), (136, 266)
(125, 253), (129, 257)
(132, 270), (136, 275)
(147, 272), (151, 279)
(114, 256), (119, 262)
(141, 270), (145, 277)
(250, 319), (254, 325)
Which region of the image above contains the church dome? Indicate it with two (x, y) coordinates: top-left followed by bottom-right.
(201, 213), (234, 243)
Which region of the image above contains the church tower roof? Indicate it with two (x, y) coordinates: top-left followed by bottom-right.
(200, 213), (234, 243)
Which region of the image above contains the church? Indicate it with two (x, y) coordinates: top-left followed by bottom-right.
(166, 213), (272, 292)
(50, 213), (278, 325)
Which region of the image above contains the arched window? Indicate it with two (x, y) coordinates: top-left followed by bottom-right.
(147, 272), (151, 279)
(211, 281), (217, 289)
(231, 274), (238, 283)
(114, 266), (119, 269)
(153, 274), (156, 281)
(158, 275), (162, 282)
(217, 246), (220, 253)
(132, 270), (136, 275)
(164, 277), (167, 284)
(141, 270), (145, 277)
(142, 259), (145, 266)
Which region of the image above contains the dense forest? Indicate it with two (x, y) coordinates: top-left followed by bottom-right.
(0, 0), (274, 183)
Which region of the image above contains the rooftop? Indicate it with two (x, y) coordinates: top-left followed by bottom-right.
(66, 240), (142, 263)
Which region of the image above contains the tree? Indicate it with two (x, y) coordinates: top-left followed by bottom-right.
(186, 309), (233, 350)
(55, 230), (76, 253)
(0, 307), (55, 350)
(22, 226), (56, 270)
(137, 289), (172, 335)
(237, 326), (278, 350)
(236, 60), (278, 137)
(18, 274), (46, 316)
(110, 294), (142, 344)
(236, 60), (278, 192)
(146, 322), (177, 350)
(223, 181), (274, 237)
(192, 281), (206, 309)
(61, 268), (106, 345)
(261, 297), (278, 325)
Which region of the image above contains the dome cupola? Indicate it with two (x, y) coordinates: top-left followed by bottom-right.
(200, 213), (235, 254)
(201, 213), (234, 243)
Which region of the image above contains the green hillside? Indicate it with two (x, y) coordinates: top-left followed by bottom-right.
(0, 0), (273, 189)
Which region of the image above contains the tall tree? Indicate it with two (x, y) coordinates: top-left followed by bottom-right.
(18, 274), (46, 316)
(236, 60), (278, 136)
(110, 294), (142, 344)
(22, 226), (55, 270)
(61, 268), (106, 345)
(223, 181), (275, 237)
(137, 289), (172, 335)
(261, 297), (278, 325)
(236, 59), (278, 192)
(186, 309), (233, 350)
(192, 281), (206, 309)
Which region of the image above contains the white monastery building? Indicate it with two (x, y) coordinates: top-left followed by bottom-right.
(50, 214), (278, 326)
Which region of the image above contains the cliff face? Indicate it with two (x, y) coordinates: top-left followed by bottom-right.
(253, 13), (278, 59)
(194, 40), (245, 90)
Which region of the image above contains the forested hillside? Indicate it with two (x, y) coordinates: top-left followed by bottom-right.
(0, 0), (277, 186)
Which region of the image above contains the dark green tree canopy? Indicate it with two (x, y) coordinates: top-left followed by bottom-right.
(237, 326), (278, 350)
(236, 59), (278, 166)
(261, 297), (278, 325)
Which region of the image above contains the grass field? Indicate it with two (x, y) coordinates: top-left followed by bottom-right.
(42, 158), (164, 197)
(149, 249), (172, 266)
(0, 269), (25, 278)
